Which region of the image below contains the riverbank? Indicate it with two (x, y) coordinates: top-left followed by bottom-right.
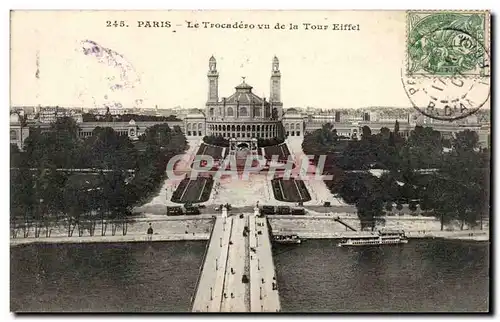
(272, 230), (489, 242)
(10, 233), (210, 246)
(268, 215), (489, 242)
(10, 217), (214, 246)
(10, 226), (488, 247)
(10, 213), (489, 246)
(10, 229), (488, 246)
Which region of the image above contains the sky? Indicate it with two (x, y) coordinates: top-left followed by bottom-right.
(9, 10), (444, 110)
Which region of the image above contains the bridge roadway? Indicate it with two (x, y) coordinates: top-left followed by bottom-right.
(250, 215), (281, 312)
(192, 212), (280, 312)
(191, 214), (232, 312)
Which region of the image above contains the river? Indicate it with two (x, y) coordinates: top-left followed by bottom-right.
(273, 239), (489, 312)
(10, 241), (206, 312)
(10, 239), (489, 312)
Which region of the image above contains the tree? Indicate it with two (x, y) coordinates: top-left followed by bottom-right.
(13, 117), (191, 238)
(23, 127), (46, 168)
(24, 117), (82, 168)
(379, 127), (391, 140)
(102, 171), (131, 236)
(10, 169), (36, 237)
(322, 123), (489, 231)
(258, 137), (285, 147)
(338, 140), (373, 170)
(431, 130), (488, 229)
(356, 197), (385, 231)
(401, 126), (444, 169)
(31, 167), (52, 237)
(141, 124), (172, 147)
(82, 127), (137, 169)
(379, 172), (401, 202)
(302, 123), (339, 157)
(394, 120), (400, 134)
(10, 144), (23, 168)
(126, 123), (188, 208)
(361, 126), (372, 140)
(371, 130), (400, 170)
(36, 165), (68, 236)
(63, 175), (99, 237)
(416, 138), (488, 230)
(203, 135), (229, 147)
(453, 129), (479, 152)
(408, 201), (418, 214)
(104, 107), (113, 122)
(63, 185), (80, 236)
(334, 172), (388, 230)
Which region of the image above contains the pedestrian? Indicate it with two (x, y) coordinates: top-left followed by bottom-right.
(147, 223), (153, 241)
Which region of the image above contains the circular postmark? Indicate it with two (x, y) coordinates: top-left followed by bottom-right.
(402, 27), (490, 121)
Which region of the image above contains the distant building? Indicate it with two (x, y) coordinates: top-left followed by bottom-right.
(34, 106), (83, 124)
(10, 113), (29, 150)
(92, 107), (125, 116)
(301, 110), (489, 148)
(282, 108), (303, 137)
(37, 107), (58, 123)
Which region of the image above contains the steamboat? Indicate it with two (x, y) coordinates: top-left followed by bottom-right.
(274, 234), (302, 244)
(337, 230), (408, 247)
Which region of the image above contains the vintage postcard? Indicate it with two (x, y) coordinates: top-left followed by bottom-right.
(10, 10), (490, 313)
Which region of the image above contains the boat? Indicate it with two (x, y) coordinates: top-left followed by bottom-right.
(274, 234), (302, 244)
(337, 230), (408, 247)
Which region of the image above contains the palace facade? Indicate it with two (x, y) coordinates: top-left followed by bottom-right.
(185, 56), (287, 141)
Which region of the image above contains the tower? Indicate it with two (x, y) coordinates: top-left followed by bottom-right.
(270, 56), (281, 103)
(207, 56), (219, 102)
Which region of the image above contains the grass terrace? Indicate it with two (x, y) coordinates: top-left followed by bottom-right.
(196, 143), (226, 160)
(263, 143), (291, 162)
(171, 175), (214, 204)
(271, 178), (312, 203)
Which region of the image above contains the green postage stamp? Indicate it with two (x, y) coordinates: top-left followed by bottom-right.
(406, 11), (490, 76)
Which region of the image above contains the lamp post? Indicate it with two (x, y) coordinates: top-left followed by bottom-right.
(37, 198), (44, 238)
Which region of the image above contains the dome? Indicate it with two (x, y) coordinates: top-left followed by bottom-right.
(224, 79), (266, 105)
(285, 108), (299, 114)
(129, 119), (136, 125)
(186, 109), (205, 118)
(10, 113), (20, 124)
(234, 81), (253, 91)
(187, 113), (205, 118)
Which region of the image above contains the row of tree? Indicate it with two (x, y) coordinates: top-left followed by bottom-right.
(10, 117), (188, 237)
(305, 122), (490, 230)
(203, 135), (229, 147)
